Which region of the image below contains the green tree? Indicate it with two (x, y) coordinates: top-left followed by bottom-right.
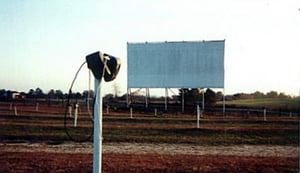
(178, 88), (202, 106)
(47, 89), (55, 106)
(252, 91), (265, 99)
(215, 91), (224, 101)
(205, 88), (216, 106)
(35, 88), (44, 98)
(266, 91), (278, 98)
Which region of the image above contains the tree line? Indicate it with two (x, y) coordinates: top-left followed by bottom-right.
(178, 89), (297, 107)
(0, 88), (94, 101)
(0, 87), (296, 103)
(228, 91), (293, 100)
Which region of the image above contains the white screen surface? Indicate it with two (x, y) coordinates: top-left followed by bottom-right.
(127, 40), (225, 88)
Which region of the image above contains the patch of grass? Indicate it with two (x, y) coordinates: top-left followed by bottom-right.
(1, 114), (299, 145)
(219, 97), (300, 110)
(103, 126), (299, 145)
(0, 124), (93, 142)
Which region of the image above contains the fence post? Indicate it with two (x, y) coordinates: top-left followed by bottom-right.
(106, 105), (109, 114)
(130, 107), (133, 119)
(35, 103), (39, 112)
(197, 104), (200, 128)
(263, 108), (267, 121)
(74, 103), (79, 127)
(68, 105), (72, 117)
(14, 106), (18, 116)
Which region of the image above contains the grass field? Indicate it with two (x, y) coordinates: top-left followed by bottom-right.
(0, 114), (299, 146)
(218, 97), (300, 110)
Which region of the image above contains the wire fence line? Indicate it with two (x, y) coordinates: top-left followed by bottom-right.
(0, 101), (299, 118)
(209, 107), (298, 116)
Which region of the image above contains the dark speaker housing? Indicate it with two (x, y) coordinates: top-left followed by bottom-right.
(86, 51), (121, 81)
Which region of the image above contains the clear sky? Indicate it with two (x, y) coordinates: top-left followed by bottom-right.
(0, 0), (299, 96)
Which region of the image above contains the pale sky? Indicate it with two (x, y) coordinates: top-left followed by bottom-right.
(0, 0), (299, 96)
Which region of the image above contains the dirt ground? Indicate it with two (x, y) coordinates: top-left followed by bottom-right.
(0, 142), (299, 173)
(1, 142), (299, 157)
(0, 151), (298, 173)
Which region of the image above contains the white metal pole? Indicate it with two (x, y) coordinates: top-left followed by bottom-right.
(263, 108), (267, 121)
(93, 79), (102, 173)
(202, 89), (205, 112)
(182, 90), (184, 113)
(145, 88), (148, 109)
(154, 108), (157, 116)
(126, 88), (129, 108)
(197, 104), (200, 128)
(130, 107), (133, 119)
(165, 88), (168, 111)
(223, 88), (226, 115)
